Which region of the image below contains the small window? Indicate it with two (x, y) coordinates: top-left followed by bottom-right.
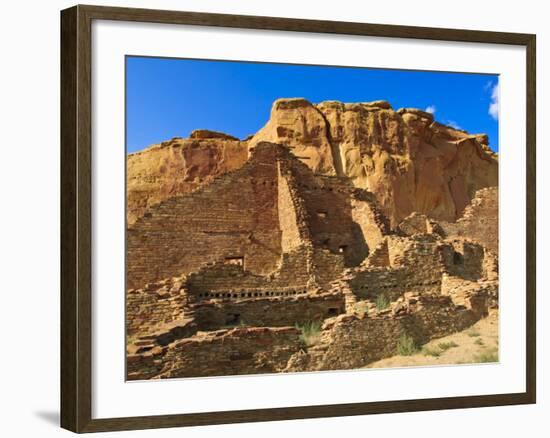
(225, 313), (240, 325)
(224, 256), (244, 267)
(328, 307), (339, 316)
(317, 211), (328, 219)
(338, 245), (348, 254)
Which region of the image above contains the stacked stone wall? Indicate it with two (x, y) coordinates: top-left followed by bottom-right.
(127, 144), (286, 289)
(443, 239), (486, 280)
(439, 187), (498, 254)
(127, 327), (303, 380)
(126, 276), (187, 337)
(349, 266), (441, 302)
(192, 292), (345, 330)
(287, 292), (488, 372)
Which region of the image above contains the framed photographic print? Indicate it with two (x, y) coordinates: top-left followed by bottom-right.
(60, 4), (536, 433)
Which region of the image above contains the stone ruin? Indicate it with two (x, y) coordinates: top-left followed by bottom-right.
(126, 99), (499, 380)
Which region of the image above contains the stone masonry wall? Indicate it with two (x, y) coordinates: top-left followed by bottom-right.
(126, 144), (286, 289)
(349, 266), (441, 302)
(192, 292), (345, 330)
(288, 160), (375, 267)
(439, 187), (498, 254)
(443, 239), (486, 281)
(286, 291), (488, 372)
(126, 275), (187, 337)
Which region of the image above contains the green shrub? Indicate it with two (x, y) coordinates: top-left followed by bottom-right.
(375, 294), (390, 310)
(468, 329), (481, 337)
(474, 338), (484, 346)
(397, 334), (418, 356)
(296, 321), (322, 346)
(438, 341), (459, 351)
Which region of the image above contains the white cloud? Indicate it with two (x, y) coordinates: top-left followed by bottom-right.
(488, 82), (499, 120)
(425, 105), (436, 114)
(445, 120), (462, 130)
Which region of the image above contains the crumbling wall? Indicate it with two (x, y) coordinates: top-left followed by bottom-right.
(397, 212), (430, 236)
(439, 187), (498, 254)
(364, 239), (390, 267)
(127, 327), (304, 380)
(442, 239), (486, 281)
(286, 291), (489, 372)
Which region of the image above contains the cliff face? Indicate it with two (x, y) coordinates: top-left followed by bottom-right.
(250, 98), (498, 226)
(127, 99), (498, 227)
(127, 133), (248, 224)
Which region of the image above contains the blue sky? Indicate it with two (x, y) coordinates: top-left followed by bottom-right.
(126, 56), (499, 153)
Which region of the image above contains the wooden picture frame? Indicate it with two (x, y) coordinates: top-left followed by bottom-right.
(61, 4), (536, 433)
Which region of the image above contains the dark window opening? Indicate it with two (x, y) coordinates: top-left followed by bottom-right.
(453, 252), (464, 265)
(225, 313), (241, 325)
(328, 307), (339, 316)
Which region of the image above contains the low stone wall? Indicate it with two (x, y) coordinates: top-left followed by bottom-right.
(127, 327), (304, 380)
(127, 288), (491, 380)
(286, 291), (488, 372)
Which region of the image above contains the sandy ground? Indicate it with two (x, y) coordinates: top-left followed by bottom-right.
(366, 309), (499, 368)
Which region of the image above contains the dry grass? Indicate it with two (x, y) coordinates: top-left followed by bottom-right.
(296, 321), (322, 347)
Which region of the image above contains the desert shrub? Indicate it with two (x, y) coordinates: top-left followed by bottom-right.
(296, 320), (322, 347)
(474, 349), (499, 363)
(397, 334), (418, 356)
(438, 341), (458, 351)
(422, 346), (441, 357)
(375, 294), (390, 310)
(474, 338), (484, 346)
(468, 329), (481, 337)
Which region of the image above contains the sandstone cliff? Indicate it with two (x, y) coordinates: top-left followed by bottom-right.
(127, 99), (498, 227)
(127, 132), (248, 224)
(250, 98), (498, 226)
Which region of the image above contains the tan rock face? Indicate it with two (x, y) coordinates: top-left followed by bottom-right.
(189, 129), (239, 141)
(249, 98), (337, 175)
(127, 98), (498, 228)
(127, 137), (248, 224)
(251, 99), (498, 226)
